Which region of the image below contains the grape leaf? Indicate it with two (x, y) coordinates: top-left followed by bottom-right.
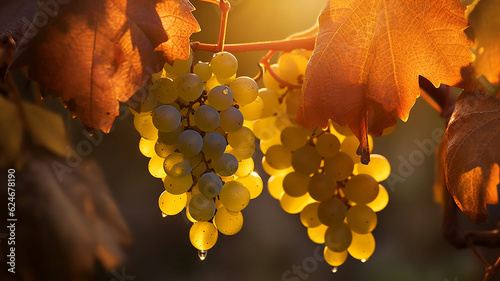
(466, 0), (500, 83)
(298, 0), (473, 163)
(444, 90), (500, 223)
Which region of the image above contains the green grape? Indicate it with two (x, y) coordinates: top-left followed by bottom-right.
(163, 152), (192, 177)
(193, 61), (212, 82)
(214, 207), (243, 236)
(344, 174), (379, 204)
(155, 141), (177, 158)
(227, 126), (255, 153)
(205, 75), (221, 93)
(300, 202), (321, 228)
(330, 121), (354, 136)
(348, 232), (375, 262)
(140, 90), (158, 113)
(219, 181), (250, 211)
(291, 145), (322, 175)
(307, 224), (328, 244)
(264, 145), (292, 170)
(267, 175), (285, 200)
(346, 205), (377, 234)
(318, 197), (347, 227)
(163, 54), (193, 79)
(259, 132), (282, 154)
(235, 158), (254, 178)
(219, 107), (244, 132)
(150, 77), (178, 105)
(210, 51), (238, 79)
(284, 88), (301, 120)
(229, 76), (258, 105)
(152, 105), (181, 133)
(323, 247), (348, 267)
(253, 117), (276, 141)
(281, 126), (309, 151)
(213, 153), (239, 176)
(341, 135), (373, 162)
(151, 69), (164, 83)
(163, 174), (193, 194)
(258, 89), (281, 118)
(194, 105), (220, 132)
(316, 133), (341, 158)
(207, 85), (233, 111)
(283, 171), (310, 197)
(177, 73), (203, 101)
(279, 192), (316, 214)
(139, 137), (157, 158)
(323, 151), (354, 181)
(189, 193), (216, 221)
(367, 184), (389, 212)
(232, 142), (255, 160)
(188, 153), (203, 170)
(202, 132), (227, 160)
(236, 172), (263, 199)
(198, 173), (223, 198)
(354, 154), (391, 182)
(134, 113), (157, 140)
(308, 173), (335, 201)
(177, 130), (203, 157)
(262, 157), (293, 177)
(325, 223), (352, 252)
(189, 222), (218, 251)
(239, 96), (264, 121)
(277, 51), (308, 84)
(263, 63), (287, 95)
(148, 155), (167, 178)
(158, 126), (182, 145)
(158, 190), (187, 216)
(216, 73), (236, 85)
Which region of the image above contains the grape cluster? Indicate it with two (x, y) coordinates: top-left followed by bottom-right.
(133, 51), (264, 259)
(256, 49), (391, 270)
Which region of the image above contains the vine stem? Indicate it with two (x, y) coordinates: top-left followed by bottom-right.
(191, 36), (316, 53)
(216, 0), (230, 52)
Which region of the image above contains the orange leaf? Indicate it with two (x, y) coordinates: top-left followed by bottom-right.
(298, 0), (473, 163)
(466, 0), (500, 83)
(444, 90), (500, 223)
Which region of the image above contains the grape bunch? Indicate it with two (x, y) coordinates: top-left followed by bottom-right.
(132, 50), (264, 259)
(255, 49), (391, 271)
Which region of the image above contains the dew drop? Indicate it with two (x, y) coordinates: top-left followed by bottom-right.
(161, 213), (167, 218)
(198, 250), (207, 260)
(332, 267), (338, 273)
(361, 259), (366, 263)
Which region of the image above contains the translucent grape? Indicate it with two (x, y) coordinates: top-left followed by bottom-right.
(155, 141), (177, 158)
(253, 117), (276, 141)
(219, 181), (250, 212)
(367, 184), (389, 212)
(325, 223), (352, 252)
(214, 207), (243, 236)
(348, 232), (375, 261)
(316, 133), (341, 158)
(134, 113), (157, 140)
(261, 157), (293, 177)
(323, 152), (354, 181)
(189, 193), (216, 221)
(263, 63), (287, 95)
(265, 145), (292, 170)
(194, 105), (220, 132)
(281, 126), (309, 151)
(189, 222), (218, 251)
(239, 96), (264, 121)
(198, 173), (223, 198)
(258, 88), (280, 118)
(150, 77), (178, 105)
(267, 175), (285, 200)
(279, 192), (316, 214)
(277, 51), (308, 84)
(207, 85), (233, 111)
(177, 130), (203, 157)
(344, 174), (379, 204)
(158, 190), (187, 216)
(177, 73), (203, 101)
(148, 155), (167, 178)
(158, 126), (182, 145)
(259, 132), (281, 154)
(283, 171), (310, 197)
(202, 132), (227, 159)
(236, 172), (263, 199)
(291, 145), (322, 175)
(213, 153), (239, 176)
(163, 174), (193, 194)
(323, 247), (348, 267)
(139, 137), (157, 158)
(140, 91), (158, 113)
(307, 224), (328, 244)
(210, 51), (238, 79)
(346, 205), (377, 234)
(284, 89), (300, 120)
(235, 158), (254, 178)
(163, 54), (193, 79)
(308, 173), (335, 201)
(300, 202), (321, 228)
(318, 197), (347, 227)
(216, 73), (236, 85)
(219, 107), (243, 132)
(227, 126), (255, 154)
(163, 152), (192, 177)
(229, 76), (258, 105)
(330, 121), (353, 136)
(152, 105), (181, 133)
(205, 75), (221, 93)
(354, 154), (391, 182)
(193, 61), (212, 82)
(340, 135), (373, 162)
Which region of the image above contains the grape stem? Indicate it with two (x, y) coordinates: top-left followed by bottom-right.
(191, 36), (316, 54)
(217, 0), (230, 52)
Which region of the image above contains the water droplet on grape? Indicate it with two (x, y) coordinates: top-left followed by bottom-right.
(331, 267), (338, 273)
(161, 213), (167, 218)
(361, 259), (366, 263)
(198, 250), (207, 260)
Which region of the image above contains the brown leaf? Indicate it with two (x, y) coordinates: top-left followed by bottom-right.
(297, 0), (473, 163)
(466, 0), (500, 83)
(444, 90), (500, 223)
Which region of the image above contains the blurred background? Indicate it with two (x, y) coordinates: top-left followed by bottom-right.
(5, 0), (500, 280)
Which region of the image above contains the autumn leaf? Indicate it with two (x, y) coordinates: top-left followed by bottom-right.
(297, 0), (473, 163)
(444, 90), (500, 223)
(466, 0), (500, 84)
